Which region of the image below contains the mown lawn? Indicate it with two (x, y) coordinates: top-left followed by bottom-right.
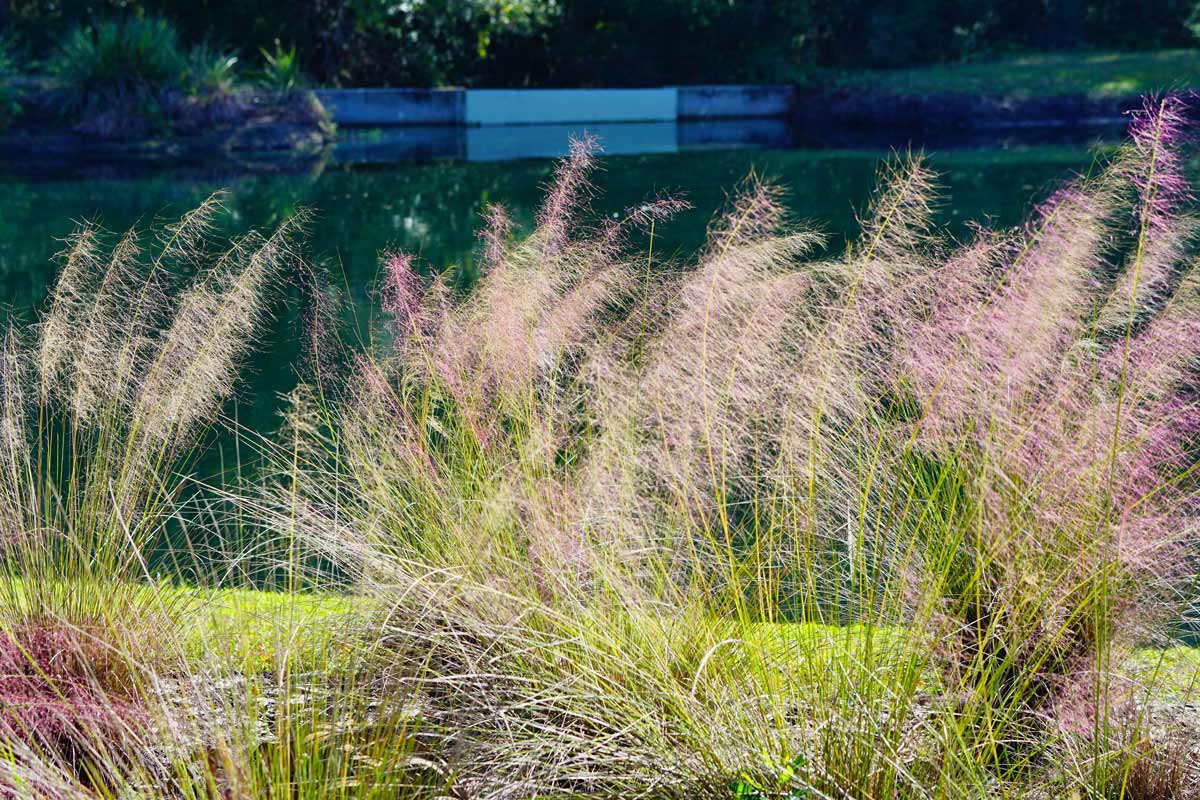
(829, 49), (1200, 99)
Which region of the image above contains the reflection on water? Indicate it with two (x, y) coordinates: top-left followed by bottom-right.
(331, 117), (1127, 164)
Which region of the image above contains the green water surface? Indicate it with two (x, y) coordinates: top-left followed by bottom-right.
(0, 142), (1115, 446)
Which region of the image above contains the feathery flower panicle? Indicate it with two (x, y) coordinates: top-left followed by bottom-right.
(297, 262), (347, 386)
(835, 154), (942, 404)
(37, 225), (104, 404)
(380, 251), (423, 339)
(902, 229), (1017, 443)
(0, 326), (30, 548)
(703, 173), (790, 256)
(856, 152), (940, 265)
(69, 228), (147, 422)
(137, 212), (306, 447)
(623, 194), (693, 233)
(0, 325), (28, 464)
(536, 134), (600, 247)
(633, 177), (827, 517)
(907, 174), (1122, 448)
(478, 203), (513, 275)
(154, 190), (227, 270)
(1096, 214), (1199, 336)
(1126, 94), (1192, 234)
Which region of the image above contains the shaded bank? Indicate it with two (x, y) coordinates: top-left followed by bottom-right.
(796, 86), (1192, 130)
(0, 86), (333, 165)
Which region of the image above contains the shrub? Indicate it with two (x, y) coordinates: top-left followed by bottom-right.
(45, 16), (253, 135)
(47, 16), (190, 118)
(187, 42), (240, 95)
(255, 40), (306, 92)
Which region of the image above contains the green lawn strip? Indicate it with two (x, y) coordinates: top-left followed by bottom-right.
(182, 584), (365, 671)
(826, 49), (1200, 100)
(8, 576), (1193, 701)
(1122, 643), (1200, 701)
(195, 595), (1200, 700)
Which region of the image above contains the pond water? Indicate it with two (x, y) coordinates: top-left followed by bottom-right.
(0, 123), (1124, 447)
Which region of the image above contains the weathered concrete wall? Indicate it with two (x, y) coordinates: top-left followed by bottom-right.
(465, 89), (677, 125)
(315, 88), (464, 126)
(677, 85), (796, 119)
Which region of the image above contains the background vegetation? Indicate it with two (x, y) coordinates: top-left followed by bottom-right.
(1, 0), (1198, 87)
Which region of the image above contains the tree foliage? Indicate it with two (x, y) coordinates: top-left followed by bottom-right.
(4, 0), (1196, 87)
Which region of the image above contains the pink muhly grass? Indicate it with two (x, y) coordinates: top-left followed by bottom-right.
(478, 203), (513, 275)
(379, 250), (424, 341)
(0, 623), (146, 760)
(536, 134), (600, 249)
(1126, 94), (1192, 234)
(883, 98), (1200, 738)
(280, 101), (1200, 792)
(904, 176), (1119, 448)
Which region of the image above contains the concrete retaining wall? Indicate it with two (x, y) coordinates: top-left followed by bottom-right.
(677, 85), (795, 119)
(314, 88), (463, 126)
(317, 85), (794, 127)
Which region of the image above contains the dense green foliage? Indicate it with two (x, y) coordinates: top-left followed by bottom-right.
(47, 15), (191, 115)
(3, 0), (1197, 87)
(0, 38), (20, 125)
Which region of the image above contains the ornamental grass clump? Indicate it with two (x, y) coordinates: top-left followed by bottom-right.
(0, 194), (305, 791)
(2, 97), (1199, 798)
(272, 98), (1200, 797)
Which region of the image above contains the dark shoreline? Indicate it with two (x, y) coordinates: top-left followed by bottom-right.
(0, 87), (335, 171)
(793, 86), (1195, 130)
(2, 83), (1180, 179)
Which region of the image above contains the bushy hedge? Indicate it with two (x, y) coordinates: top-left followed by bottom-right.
(4, 0), (1197, 87)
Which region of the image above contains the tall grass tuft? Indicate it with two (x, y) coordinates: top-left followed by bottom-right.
(0, 195), (306, 791)
(271, 98), (1200, 797)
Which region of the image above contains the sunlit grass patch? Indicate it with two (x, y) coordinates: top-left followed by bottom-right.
(832, 49), (1200, 99)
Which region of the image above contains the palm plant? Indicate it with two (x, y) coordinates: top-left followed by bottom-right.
(48, 16), (190, 118)
(256, 41), (307, 93)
